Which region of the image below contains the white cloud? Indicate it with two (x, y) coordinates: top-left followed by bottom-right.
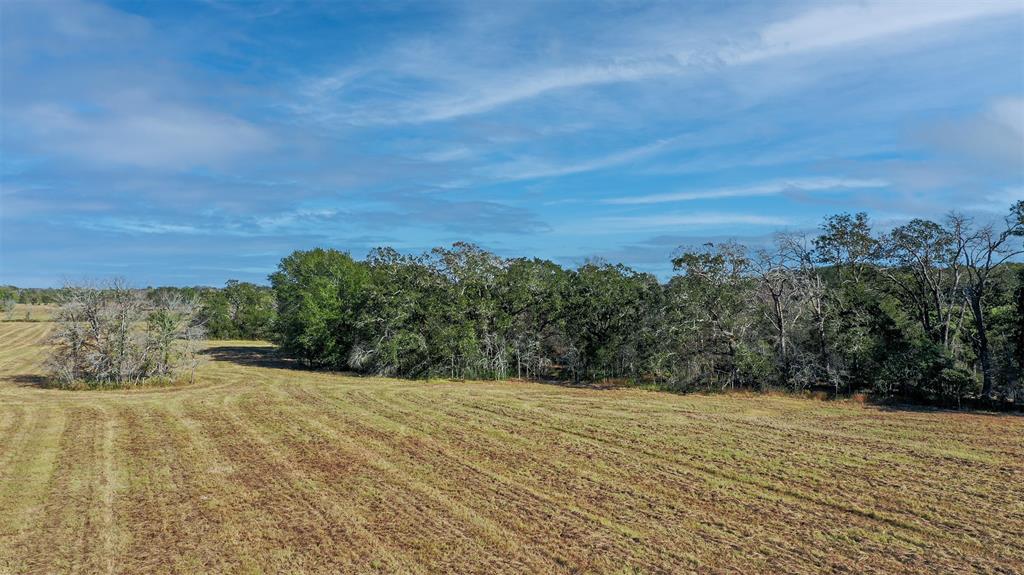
(300, 1), (1022, 125)
(602, 177), (890, 205)
(562, 212), (790, 234)
(303, 57), (690, 126)
(2, 1), (274, 172)
(418, 146), (475, 163)
(990, 97), (1024, 139)
(486, 137), (679, 181)
(912, 97), (1024, 175)
(403, 59), (688, 124)
(84, 218), (204, 235)
(80, 208), (336, 237)
(728, 0), (1021, 64)
(19, 103), (272, 170)
(969, 186), (1024, 213)
(253, 208), (340, 230)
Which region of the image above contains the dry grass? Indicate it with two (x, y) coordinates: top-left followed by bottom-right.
(1, 304), (58, 322)
(0, 321), (1021, 574)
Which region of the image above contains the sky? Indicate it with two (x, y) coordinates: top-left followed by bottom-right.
(1, 0), (1023, 286)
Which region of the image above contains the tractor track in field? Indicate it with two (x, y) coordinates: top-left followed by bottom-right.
(0, 322), (1022, 574)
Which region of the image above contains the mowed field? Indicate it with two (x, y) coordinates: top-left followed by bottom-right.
(0, 322), (1022, 574)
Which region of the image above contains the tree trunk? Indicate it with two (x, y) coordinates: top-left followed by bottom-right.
(726, 337), (737, 389)
(1015, 282), (1024, 389)
(807, 295), (834, 394)
(772, 294), (788, 387)
(969, 291), (993, 397)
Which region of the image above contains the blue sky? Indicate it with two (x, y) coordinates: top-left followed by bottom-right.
(1, 0), (1022, 286)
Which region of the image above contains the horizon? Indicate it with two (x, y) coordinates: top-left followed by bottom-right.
(2, 0), (1023, 287)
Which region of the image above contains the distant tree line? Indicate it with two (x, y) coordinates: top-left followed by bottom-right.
(34, 203), (1023, 403)
(1, 286), (62, 320)
(266, 203), (1023, 407)
(0, 286), (63, 305)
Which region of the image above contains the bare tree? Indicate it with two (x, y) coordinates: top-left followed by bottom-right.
(48, 280), (205, 388)
(2, 298), (14, 321)
(778, 232), (833, 382)
(752, 243), (804, 387)
(147, 292), (205, 381)
(952, 202), (1024, 397)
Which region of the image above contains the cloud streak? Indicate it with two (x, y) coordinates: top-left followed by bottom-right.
(17, 103), (272, 170)
(299, 1), (1021, 125)
(560, 213), (791, 235)
(730, 0), (1021, 64)
(485, 137), (681, 181)
(602, 177), (890, 205)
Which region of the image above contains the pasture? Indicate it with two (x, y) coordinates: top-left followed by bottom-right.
(1, 304), (56, 322)
(0, 321), (1021, 574)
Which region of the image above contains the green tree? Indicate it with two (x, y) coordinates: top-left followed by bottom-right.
(270, 249), (369, 367)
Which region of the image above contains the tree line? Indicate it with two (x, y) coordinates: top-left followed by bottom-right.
(41, 202), (1022, 404)
(0, 286), (63, 305)
(262, 203), (1022, 406)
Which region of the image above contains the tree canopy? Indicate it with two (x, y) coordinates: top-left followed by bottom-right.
(264, 204), (1023, 407)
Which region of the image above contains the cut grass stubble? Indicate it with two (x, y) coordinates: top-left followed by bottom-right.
(0, 322), (1021, 574)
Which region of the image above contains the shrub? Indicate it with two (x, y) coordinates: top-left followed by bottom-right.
(47, 281), (204, 389)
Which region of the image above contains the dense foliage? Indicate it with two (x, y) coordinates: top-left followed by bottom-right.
(197, 280), (277, 340)
(268, 204), (1023, 406)
(0, 286), (63, 304)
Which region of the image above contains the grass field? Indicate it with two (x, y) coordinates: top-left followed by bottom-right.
(1, 304), (57, 322)
(0, 321), (1022, 574)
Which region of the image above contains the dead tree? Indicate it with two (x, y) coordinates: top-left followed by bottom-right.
(753, 243), (804, 387)
(952, 203), (1024, 397)
(48, 280), (205, 388)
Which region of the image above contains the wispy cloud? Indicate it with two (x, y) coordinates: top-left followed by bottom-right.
(298, 57), (691, 127)
(297, 1), (1020, 125)
(485, 137), (679, 181)
(2, 0), (274, 171)
(15, 102), (272, 170)
(729, 0), (1021, 64)
(916, 97), (1024, 172)
(393, 59), (689, 124)
(3, 0), (1021, 286)
(83, 218), (206, 236)
(562, 212), (790, 234)
(417, 146), (475, 163)
(253, 208), (340, 231)
(602, 177), (889, 205)
(969, 186), (1024, 213)
(75, 195), (548, 240)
